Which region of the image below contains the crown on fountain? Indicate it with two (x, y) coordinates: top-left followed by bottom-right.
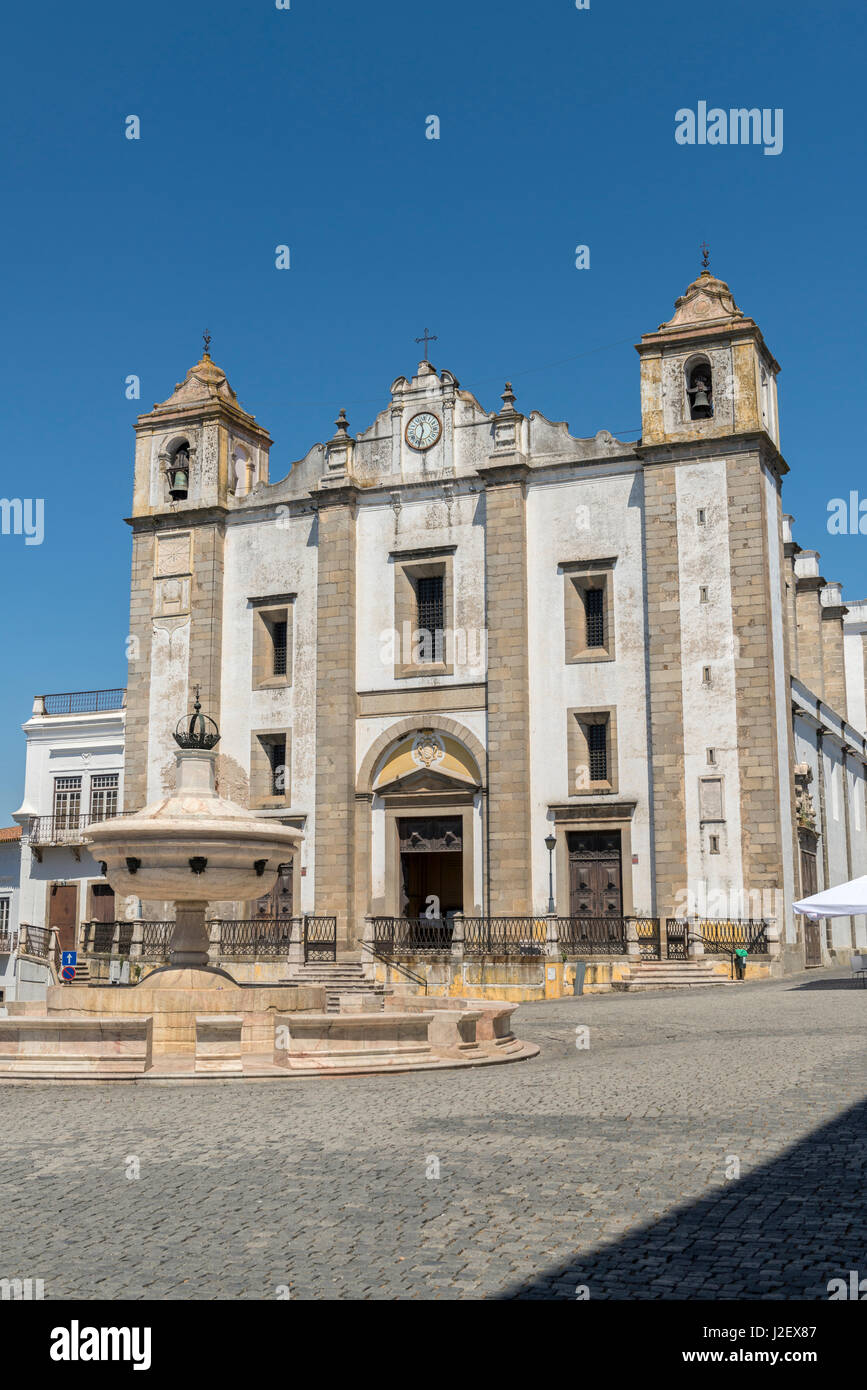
(173, 687), (221, 751)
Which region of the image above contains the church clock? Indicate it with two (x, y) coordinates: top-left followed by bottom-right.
(405, 411), (441, 451)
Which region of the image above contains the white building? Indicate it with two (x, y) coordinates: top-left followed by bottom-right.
(0, 828), (21, 1007)
(12, 691), (126, 965)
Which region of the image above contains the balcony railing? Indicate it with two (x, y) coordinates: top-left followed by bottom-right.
(37, 689), (126, 715)
(27, 811), (131, 847)
(0, 933), (16, 954)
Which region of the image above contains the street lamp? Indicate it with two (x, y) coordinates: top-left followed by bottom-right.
(545, 833), (557, 915)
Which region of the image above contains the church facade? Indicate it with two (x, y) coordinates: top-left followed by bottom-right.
(122, 268), (867, 971)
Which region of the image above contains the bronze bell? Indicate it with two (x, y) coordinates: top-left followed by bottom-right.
(690, 378), (712, 418)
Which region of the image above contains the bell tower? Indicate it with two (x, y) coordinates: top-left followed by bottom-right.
(131, 341), (272, 517)
(124, 345), (272, 816)
(636, 265), (781, 449)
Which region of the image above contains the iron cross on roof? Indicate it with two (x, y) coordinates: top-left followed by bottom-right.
(415, 327), (437, 357)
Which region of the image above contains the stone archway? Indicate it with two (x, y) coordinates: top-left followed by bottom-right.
(355, 717), (486, 933)
(357, 715), (485, 795)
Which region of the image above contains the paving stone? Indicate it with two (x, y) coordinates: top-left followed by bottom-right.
(0, 970), (864, 1299)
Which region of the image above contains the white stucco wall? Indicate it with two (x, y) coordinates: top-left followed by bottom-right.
(526, 465), (652, 913)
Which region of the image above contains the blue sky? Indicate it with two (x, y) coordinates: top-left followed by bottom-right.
(0, 0), (864, 818)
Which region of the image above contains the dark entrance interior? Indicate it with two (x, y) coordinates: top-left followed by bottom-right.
(49, 883), (78, 952)
(567, 830), (623, 916)
(398, 817), (463, 921)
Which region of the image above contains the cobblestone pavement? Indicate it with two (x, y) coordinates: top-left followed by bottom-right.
(1, 971), (865, 1300)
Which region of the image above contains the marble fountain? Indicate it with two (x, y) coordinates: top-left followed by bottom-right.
(0, 702), (537, 1081)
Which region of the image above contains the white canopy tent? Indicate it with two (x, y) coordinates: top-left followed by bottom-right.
(794, 875), (867, 919)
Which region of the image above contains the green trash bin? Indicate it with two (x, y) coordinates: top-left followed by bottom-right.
(734, 948), (748, 980)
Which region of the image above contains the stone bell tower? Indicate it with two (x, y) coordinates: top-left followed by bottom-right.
(124, 345), (272, 812)
(636, 267), (781, 449)
(635, 263), (795, 946)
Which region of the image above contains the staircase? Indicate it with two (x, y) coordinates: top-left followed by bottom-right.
(614, 959), (734, 991)
(61, 959), (92, 984)
(283, 962), (386, 1014)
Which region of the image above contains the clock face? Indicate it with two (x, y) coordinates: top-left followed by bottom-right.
(405, 411), (441, 451)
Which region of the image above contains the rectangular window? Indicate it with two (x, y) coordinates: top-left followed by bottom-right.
(562, 559), (616, 664)
(699, 585), (709, 604)
(709, 834), (720, 854)
(587, 723), (607, 782)
(585, 588), (605, 648)
(89, 773), (119, 822)
(53, 777), (81, 828)
(250, 596), (294, 688)
(706, 747), (716, 765)
(0, 898), (9, 935)
(416, 575), (444, 661)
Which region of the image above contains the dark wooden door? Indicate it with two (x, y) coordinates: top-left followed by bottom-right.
(568, 831), (622, 916)
(91, 883), (116, 924)
(254, 861), (294, 918)
(800, 848), (822, 966)
(49, 883), (78, 952)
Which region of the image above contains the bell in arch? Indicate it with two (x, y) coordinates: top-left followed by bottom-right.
(687, 367), (713, 420)
(167, 445), (190, 500)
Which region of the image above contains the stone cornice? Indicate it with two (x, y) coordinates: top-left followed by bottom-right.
(477, 454), (529, 486)
(125, 506), (229, 533)
(636, 431), (789, 479)
(548, 800), (637, 821)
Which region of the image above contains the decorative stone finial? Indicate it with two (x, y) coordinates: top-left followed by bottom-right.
(333, 408), (350, 440)
(500, 381), (517, 414)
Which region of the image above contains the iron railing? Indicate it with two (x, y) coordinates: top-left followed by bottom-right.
(665, 919), (689, 960)
(21, 924), (51, 958)
(636, 917), (661, 959)
(371, 916), (454, 956)
(40, 689), (126, 715)
(81, 921), (135, 955)
(140, 922), (174, 960)
(303, 915), (337, 963)
(671, 918), (770, 956)
(463, 916), (549, 958)
(557, 916), (628, 956)
(0, 933), (16, 954)
(213, 917), (294, 958)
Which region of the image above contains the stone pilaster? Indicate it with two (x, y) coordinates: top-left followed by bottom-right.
(726, 455), (788, 899)
(643, 465), (688, 920)
(123, 529), (156, 812)
(479, 459), (532, 915)
(189, 521), (226, 728)
(794, 554), (825, 698)
(312, 487), (358, 951)
(820, 585), (848, 720)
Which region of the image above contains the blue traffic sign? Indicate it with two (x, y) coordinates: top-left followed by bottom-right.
(60, 966), (76, 982)
(61, 951), (77, 968)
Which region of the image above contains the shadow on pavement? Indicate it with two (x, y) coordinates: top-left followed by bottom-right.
(498, 1097), (867, 1300)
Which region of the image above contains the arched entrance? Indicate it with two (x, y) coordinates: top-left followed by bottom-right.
(357, 721), (485, 930)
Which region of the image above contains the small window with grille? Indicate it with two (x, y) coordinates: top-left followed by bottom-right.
(585, 587), (605, 648)
(587, 722), (608, 783)
(416, 575), (444, 662)
(89, 773), (119, 822)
